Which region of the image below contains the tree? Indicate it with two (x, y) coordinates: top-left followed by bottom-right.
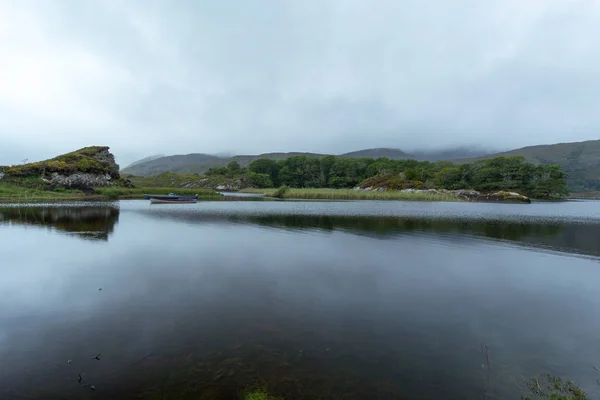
(436, 167), (463, 189)
(249, 172), (273, 188)
(528, 164), (569, 198)
(227, 161), (241, 172)
(248, 159), (281, 186)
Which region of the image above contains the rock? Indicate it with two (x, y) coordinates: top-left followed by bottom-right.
(476, 191), (531, 204)
(50, 173), (113, 188)
(121, 179), (135, 188)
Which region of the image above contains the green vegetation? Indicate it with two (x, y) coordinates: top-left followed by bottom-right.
(0, 180), (218, 202)
(126, 154), (568, 200)
(0, 180), (86, 202)
(244, 390), (281, 400)
(522, 374), (587, 400)
(457, 139), (600, 193)
(239, 155), (567, 199)
(0, 146), (119, 179)
(244, 187), (463, 201)
(121, 139), (600, 192)
(93, 187), (218, 199)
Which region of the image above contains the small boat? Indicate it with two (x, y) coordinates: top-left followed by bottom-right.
(143, 192), (199, 200)
(150, 197), (198, 204)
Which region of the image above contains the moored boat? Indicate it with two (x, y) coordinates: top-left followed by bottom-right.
(150, 197), (198, 204)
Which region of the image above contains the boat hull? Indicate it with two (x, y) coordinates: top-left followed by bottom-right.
(143, 193), (199, 200)
(150, 198), (198, 204)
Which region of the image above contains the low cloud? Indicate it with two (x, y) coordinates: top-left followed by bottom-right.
(1, 0), (599, 165)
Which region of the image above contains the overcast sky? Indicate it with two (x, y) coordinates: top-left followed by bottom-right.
(1, 0), (599, 166)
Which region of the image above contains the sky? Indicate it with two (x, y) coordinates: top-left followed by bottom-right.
(0, 0), (599, 167)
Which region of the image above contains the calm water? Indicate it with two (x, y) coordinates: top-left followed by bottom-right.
(1, 200), (600, 399)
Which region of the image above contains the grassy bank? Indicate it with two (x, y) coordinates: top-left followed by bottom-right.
(93, 187), (218, 199)
(0, 182), (89, 202)
(0, 181), (219, 202)
(242, 187), (463, 201)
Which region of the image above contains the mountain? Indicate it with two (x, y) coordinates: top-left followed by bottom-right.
(122, 152), (327, 176)
(339, 148), (412, 160)
(453, 139), (600, 192)
(411, 146), (492, 162)
(124, 154), (165, 169)
(121, 148), (493, 177)
(121, 153), (227, 176)
(121, 142), (599, 192)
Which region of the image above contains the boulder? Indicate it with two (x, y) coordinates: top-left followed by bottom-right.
(476, 191), (531, 204)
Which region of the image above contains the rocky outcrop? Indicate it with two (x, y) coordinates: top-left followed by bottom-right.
(476, 191), (531, 204)
(50, 172), (114, 188)
(2, 146), (122, 190)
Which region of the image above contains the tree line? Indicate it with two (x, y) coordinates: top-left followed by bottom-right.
(206, 155), (569, 199)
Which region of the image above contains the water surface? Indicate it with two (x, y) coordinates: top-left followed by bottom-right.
(1, 200), (600, 399)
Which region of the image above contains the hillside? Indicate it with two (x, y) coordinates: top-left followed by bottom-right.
(411, 147), (491, 161)
(121, 153), (226, 176)
(339, 148), (411, 160)
(453, 140), (600, 192)
(122, 152), (328, 176)
(124, 154), (165, 169)
(122, 148), (485, 177)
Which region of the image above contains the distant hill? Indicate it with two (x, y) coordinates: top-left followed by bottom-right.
(412, 147), (492, 162)
(121, 147), (495, 177)
(121, 153), (227, 176)
(453, 140), (600, 192)
(122, 152), (328, 176)
(339, 148), (411, 160)
(124, 154), (165, 169)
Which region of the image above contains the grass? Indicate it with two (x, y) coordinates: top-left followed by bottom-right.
(521, 374), (587, 400)
(242, 187), (463, 201)
(244, 390), (281, 400)
(0, 181), (219, 202)
(0, 181), (87, 202)
(124, 172), (249, 190)
(93, 187), (218, 199)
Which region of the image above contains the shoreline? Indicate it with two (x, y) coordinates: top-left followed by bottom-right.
(0, 186), (567, 204)
(240, 188), (536, 203)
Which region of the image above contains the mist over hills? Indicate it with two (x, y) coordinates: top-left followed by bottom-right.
(121, 140), (600, 192)
(121, 147), (491, 176)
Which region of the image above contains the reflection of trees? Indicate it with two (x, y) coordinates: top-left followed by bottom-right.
(136, 209), (600, 257)
(245, 215), (563, 239)
(243, 215), (600, 257)
(0, 206), (120, 241)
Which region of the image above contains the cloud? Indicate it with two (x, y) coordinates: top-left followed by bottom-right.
(0, 0), (599, 165)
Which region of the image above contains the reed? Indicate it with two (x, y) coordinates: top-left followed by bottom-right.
(243, 188), (463, 201)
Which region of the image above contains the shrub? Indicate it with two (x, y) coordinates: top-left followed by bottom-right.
(273, 185), (289, 198)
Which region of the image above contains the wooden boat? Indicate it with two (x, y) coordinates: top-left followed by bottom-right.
(150, 197), (198, 204)
(143, 193), (199, 200)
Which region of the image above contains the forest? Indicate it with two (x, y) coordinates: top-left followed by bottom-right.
(205, 155), (569, 199)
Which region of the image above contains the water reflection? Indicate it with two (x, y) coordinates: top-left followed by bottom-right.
(2, 202), (600, 399)
(0, 205), (119, 241)
(137, 209), (600, 258)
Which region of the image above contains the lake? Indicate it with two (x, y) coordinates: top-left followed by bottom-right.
(1, 199), (600, 399)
